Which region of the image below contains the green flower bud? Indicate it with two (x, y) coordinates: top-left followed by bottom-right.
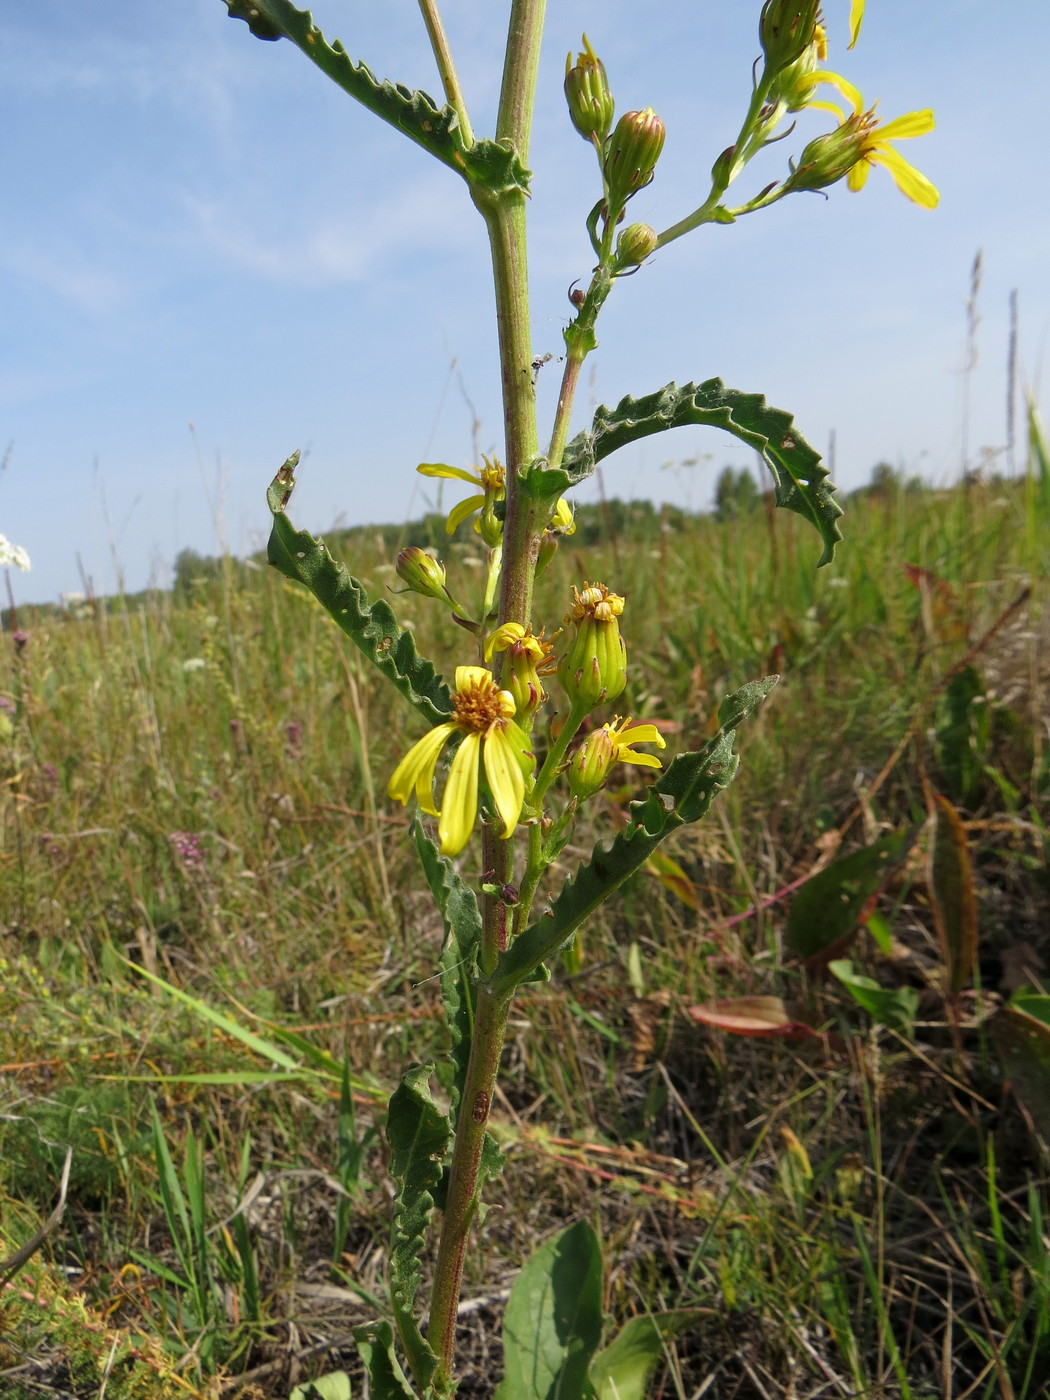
(564, 35), (615, 145)
(759, 0), (820, 72)
(536, 530), (560, 578)
(604, 108), (666, 209)
(787, 111), (868, 192)
(613, 222), (658, 271)
(557, 582), (628, 712)
(396, 547), (452, 602)
(567, 727), (615, 801)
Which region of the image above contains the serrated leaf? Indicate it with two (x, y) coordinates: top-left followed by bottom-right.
(413, 821), (480, 1124)
(928, 793), (978, 995)
(786, 829), (916, 961)
(490, 680), (775, 995)
(223, 0), (529, 195)
(829, 960), (919, 1034)
(386, 1065), (448, 1389)
(267, 454), (451, 725)
(494, 1221), (603, 1400)
(589, 1311), (706, 1400)
(528, 381), (842, 566)
(352, 1321), (419, 1400)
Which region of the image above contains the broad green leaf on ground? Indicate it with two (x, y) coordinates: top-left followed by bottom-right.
(526, 382), (842, 566)
(991, 997), (1050, 1144)
(935, 666), (989, 806)
(491, 680), (777, 994)
(290, 1373), (353, 1400)
(412, 824), (504, 1189)
(829, 961), (919, 1035)
(386, 1065), (448, 1389)
(589, 1312), (707, 1400)
(928, 793), (978, 995)
(267, 454), (452, 726)
(786, 829), (916, 960)
(352, 1321), (419, 1400)
(494, 1220), (604, 1400)
(222, 1), (530, 196)
(686, 997), (819, 1040)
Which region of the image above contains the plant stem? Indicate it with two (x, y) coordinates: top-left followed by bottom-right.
(426, 1), (547, 1385)
(416, 0), (474, 146)
(426, 984), (512, 1387)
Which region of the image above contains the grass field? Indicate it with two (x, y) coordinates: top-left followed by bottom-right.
(1, 457), (1048, 1399)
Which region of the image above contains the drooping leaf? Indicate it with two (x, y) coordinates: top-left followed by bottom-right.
(352, 1321), (420, 1400)
(786, 829), (916, 961)
(686, 997), (818, 1040)
(267, 454), (451, 726)
(386, 1065), (448, 1389)
(829, 961), (919, 1034)
(494, 1220), (604, 1400)
(928, 793), (979, 995)
(589, 1311), (707, 1400)
(223, 1), (529, 196)
(490, 680), (777, 995)
(527, 381), (842, 566)
(991, 999), (1050, 1145)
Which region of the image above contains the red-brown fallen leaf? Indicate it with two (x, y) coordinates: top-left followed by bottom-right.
(686, 996), (819, 1040)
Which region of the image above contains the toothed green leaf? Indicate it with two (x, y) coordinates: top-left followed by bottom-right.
(267, 453), (451, 726)
(491, 679), (777, 994)
(223, 0), (530, 195)
(386, 1065), (447, 1390)
(528, 380), (842, 566)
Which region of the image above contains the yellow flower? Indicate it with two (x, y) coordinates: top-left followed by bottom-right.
(417, 456), (506, 545)
(387, 665), (534, 856)
(567, 716), (666, 800)
(798, 74), (938, 208)
(485, 623), (557, 722)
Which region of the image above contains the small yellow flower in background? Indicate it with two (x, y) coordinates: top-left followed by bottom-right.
(387, 665), (534, 856)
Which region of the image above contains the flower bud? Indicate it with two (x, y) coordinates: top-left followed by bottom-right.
(557, 582), (628, 712)
(396, 547), (452, 602)
(536, 530), (560, 578)
(770, 24), (827, 111)
(787, 111), (868, 192)
(567, 727), (616, 800)
(614, 222), (658, 271)
(604, 108), (665, 209)
(759, 0), (820, 72)
(485, 623), (555, 724)
(564, 35), (615, 145)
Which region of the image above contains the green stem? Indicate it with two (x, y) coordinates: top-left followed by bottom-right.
(426, 1), (547, 1386)
(426, 984), (513, 1388)
(417, 0), (474, 146)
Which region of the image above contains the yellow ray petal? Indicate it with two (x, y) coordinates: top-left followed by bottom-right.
(877, 109), (935, 141)
(439, 731), (481, 856)
(445, 494), (485, 534)
(848, 0), (865, 48)
(387, 723), (455, 816)
(482, 725), (527, 838)
(874, 145), (939, 208)
(417, 462), (480, 483)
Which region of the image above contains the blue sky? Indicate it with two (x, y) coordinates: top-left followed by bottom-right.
(2, 1), (1047, 606)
